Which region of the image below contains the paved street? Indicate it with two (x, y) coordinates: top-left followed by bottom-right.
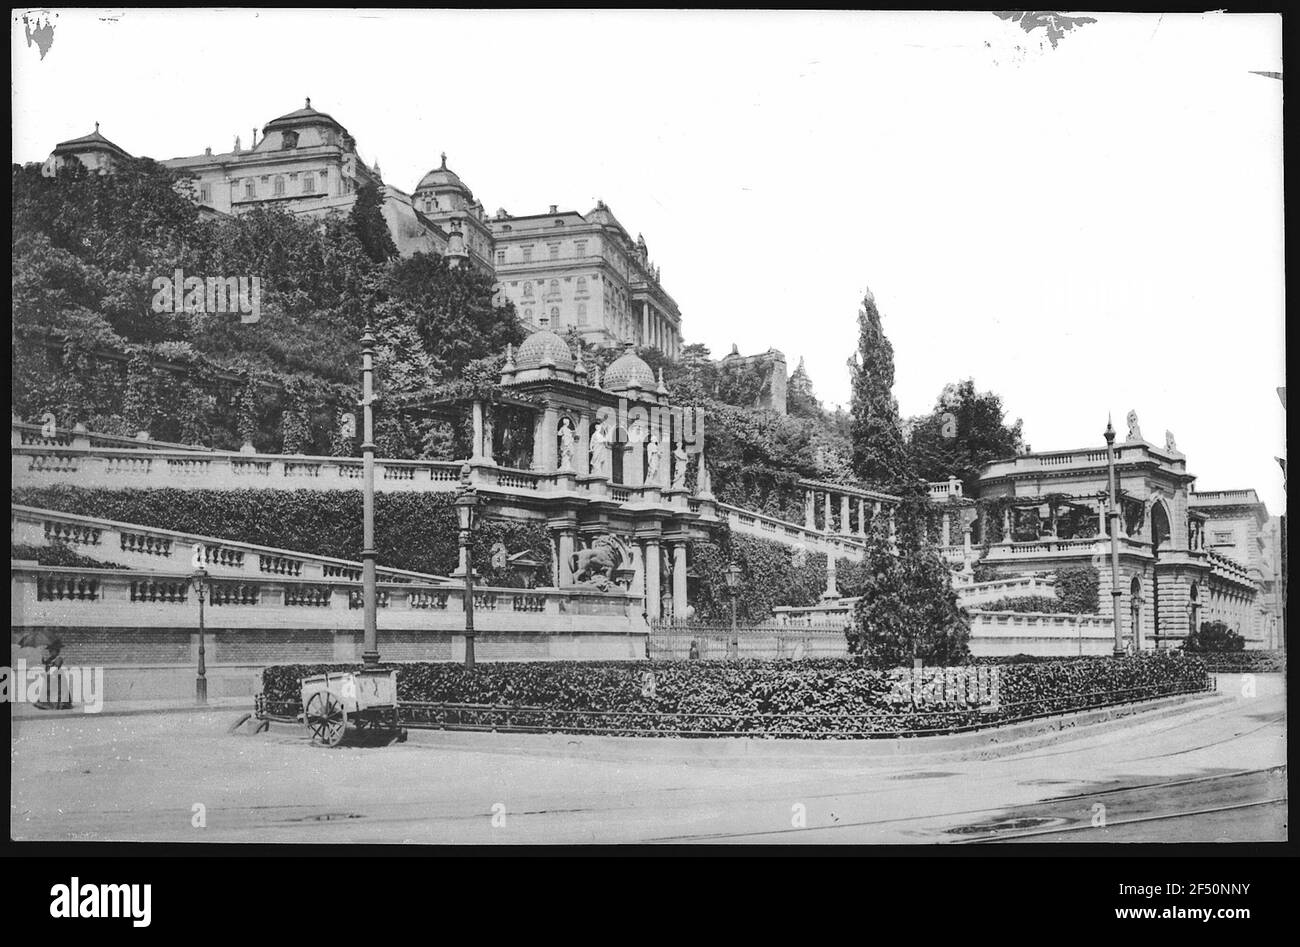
(10, 689), (1285, 844)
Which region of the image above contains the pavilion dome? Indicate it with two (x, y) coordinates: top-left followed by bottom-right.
(604, 349), (655, 391)
(515, 328), (574, 370)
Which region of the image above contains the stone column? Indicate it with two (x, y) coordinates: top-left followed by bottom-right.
(856, 497), (866, 536)
(627, 419), (645, 487)
(1002, 507), (1012, 541)
(872, 501), (881, 534)
(840, 494), (851, 536)
(644, 539), (662, 620)
(804, 491), (815, 529)
(963, 522), (973, 557)
(471, 400), (486, 462)
(576, 414), (591, 476)
(628, 544), (644, 598)
(1097, 503), (1106, 537)
(531, 412), (546, 470)
(557, 529), (576, 585)
(822, 553), (839, 600)
(823, 491), (832, 533)
(941, 511), (951, 547)
(541, 406), (559, 471)
(671, 542), (688, 618)
(642, 302), (649, 346)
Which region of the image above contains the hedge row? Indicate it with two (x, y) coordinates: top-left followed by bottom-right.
(1191, 650), (1287, 674)
(261, 653), (1208, 737)
(12, 485), (552, 585)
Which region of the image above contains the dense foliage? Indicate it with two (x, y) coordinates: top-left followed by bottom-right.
(1187, 650), (1285, 673)
(978, 596), (1062, 614)
(905, 379), (1024, 494)
(12, 159), (520, 457)
(847, 487), (970, 665)
(260, 653), (1209, 737)
(1182, 620), (1246, 653)
(1053, 564), (1100, 613)
(11, 542), (127, 570)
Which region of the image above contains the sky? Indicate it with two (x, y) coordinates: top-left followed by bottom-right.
(11, 10), (1286, 511)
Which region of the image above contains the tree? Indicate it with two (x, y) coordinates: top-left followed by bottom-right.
(849, 289), (911, 487)
(847, 485), (970, 667)
(786, 357), (821, 419)
(1183, 620), (1246, 653)
(907, 379), (1024, 493)
(373, 252), (523, 382)
(349, 183), (398, 264)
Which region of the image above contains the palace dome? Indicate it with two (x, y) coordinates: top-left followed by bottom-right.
(604, 349), (655, 391)
(515, 328), (574, 371)
(417, 154), (470, 194)
(263, 99), (342, 133)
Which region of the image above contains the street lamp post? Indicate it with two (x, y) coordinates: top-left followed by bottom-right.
(1104, 417), (1125, 656)
(455, 465), (480, 667)
(360, 322), (380, 666)
(190, 567), (209, 704)
(723, 561), (742, 659)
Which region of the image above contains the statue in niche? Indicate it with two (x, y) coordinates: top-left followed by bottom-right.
(557, 416), (576, 470)
(671, 441), (688, 489)
(1165, 430), (1177, 452)
(1125, 410), (1143, 443)
(645, 436), (662, 482)
(482, 412), (494, 455)
(590, 420), (610, 476)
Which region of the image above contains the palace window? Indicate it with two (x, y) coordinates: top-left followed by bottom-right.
(575, 240), (587, 257)
(199, 184), (211, 203)
(496, 251), (505, 265)
(523, 281), (533, 298)
(282, 130), (299, 150)
(303, 173), (315, 193)
(244, 179), (255, 199)
(549, 244), (560, 260)
(524, 308), (533, 320)
(550, 306), (561, 325)
(523, 246), (533, 263)
(274, 176), (285, 196)
(577, 303), (587, 324)
(576, 277), (588, 296)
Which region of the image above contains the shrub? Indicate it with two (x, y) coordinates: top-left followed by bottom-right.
(11, 542), (127, 570)
(1182, 620), (1246, 653)
(979, 595), (1060, 613)
(1054, 564), (1100, 613)
(1190, 650), (1286, 673)
(260, 653), (1207, 738)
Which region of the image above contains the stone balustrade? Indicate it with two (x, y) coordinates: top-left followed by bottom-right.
(717, 502), (868, 560)
(11, 504), (448, 586)
(11, 562), (642, 632)
(958, 575), (1057, 606)
(967, 610), (1116, 657)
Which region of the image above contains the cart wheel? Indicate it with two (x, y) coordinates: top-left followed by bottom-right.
(305, 692), (347, 747)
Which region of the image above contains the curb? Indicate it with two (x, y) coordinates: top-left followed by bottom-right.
(10, 699), (254, 721)
(260, 690), (1226, 763)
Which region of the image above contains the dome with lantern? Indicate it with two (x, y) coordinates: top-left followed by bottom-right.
(514, 327), (575, 372)
(603, 347), (656, 392)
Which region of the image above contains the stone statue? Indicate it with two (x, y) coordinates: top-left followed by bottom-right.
(645, 436), (662, 481)
(1165, 429), (1177, 452)
(1125, 410), (1143, 443)
(557, 416), (576, 470)
(482, 412), (494, 458)
(671, 441), (688, 489)
(490, 541), (508, 571)
(589, 421), (610, 476)
(572, 535), (622, 587)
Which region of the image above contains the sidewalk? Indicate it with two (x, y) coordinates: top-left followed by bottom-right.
(9, 695), (254, 719)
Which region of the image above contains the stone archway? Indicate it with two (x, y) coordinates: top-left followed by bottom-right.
(1149, 499), (1171, 645)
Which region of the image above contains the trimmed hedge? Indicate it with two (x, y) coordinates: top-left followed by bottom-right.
(1191, 651), (1287, 674)
(261, 653), (1209, 737)
(979, 596), (1061, 614)
(12, 486), (552, 584)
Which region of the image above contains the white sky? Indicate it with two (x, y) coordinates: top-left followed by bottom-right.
(12, 10), (1286, 511)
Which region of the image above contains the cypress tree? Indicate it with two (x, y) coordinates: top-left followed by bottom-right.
(849, 288), (911, 487)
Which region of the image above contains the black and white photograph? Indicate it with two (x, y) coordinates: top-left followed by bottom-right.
(7, 6), (1289, 927)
